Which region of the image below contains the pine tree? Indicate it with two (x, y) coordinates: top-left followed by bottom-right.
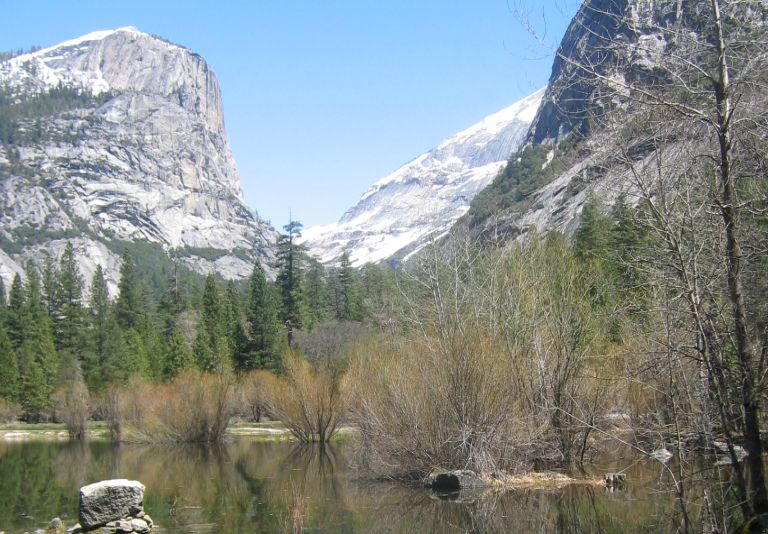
(223, 280), (242, 346)
(201, 275), (226, 354)
(0, 326), (19, 402)
(23, 260), (42, 314)
(21, 360), (49, 422)
(123, 329), (151, 378)
(57, 242), (84, 352)
(114, 250), (140, 329)
(85, 267), (110, 390)
(610, 193), (647, 292)
(41, 254), (59, 319)
(6, 274), (24, 349)
(100, 314), (128, 385)
(573, 195), (615, 263)
(20, 261), (58, 388)
(0, 277), (6, 328)
(337, 252), (364, 321)
(163, 328), (193, 379)
(238, 263), (281, 371)
(52, 243), (86, 381)
(276, 220), (309, 344)
(157, 263), (186, 337)
(305, 258), (330, 324)
(193, 325), (215, 372)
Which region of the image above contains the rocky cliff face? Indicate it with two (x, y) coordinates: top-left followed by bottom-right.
(302, 88), (544, 266)
(0, 28), (276, 294)
(465, 0), (767, 242)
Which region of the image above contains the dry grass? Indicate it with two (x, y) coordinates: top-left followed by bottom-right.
(490, 472), (603, 490)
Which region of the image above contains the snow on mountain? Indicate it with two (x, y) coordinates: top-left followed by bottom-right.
(0, 28), (276, 291)
(301, 88), (545, 266)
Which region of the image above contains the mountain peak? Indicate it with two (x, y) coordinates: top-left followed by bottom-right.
(10, 27), (144, 64)
(302, 88), (544, 266)
(0, 29), (276, 292)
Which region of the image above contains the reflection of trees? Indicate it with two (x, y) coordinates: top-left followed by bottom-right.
(0, 440), (751, 532)
(0, 442), (68, 531)
(252, 443), (356, 532)
(54, 440), (91, 490)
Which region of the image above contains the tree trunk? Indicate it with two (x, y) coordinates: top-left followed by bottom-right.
(711, 0), (768, 516)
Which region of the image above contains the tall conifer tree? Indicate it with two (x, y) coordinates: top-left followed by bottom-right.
(238, 263), (281, 371)
(276, 220), (309, 344)
(0, 326), (19, 402)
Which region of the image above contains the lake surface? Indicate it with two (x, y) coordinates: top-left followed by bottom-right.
(0, 437), (734, 533)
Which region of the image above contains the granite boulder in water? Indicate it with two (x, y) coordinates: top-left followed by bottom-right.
(78, 479), (145, 530)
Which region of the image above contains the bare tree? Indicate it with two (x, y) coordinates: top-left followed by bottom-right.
(544, 0), (768, 520)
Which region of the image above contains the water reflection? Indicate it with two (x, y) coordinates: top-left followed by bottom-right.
(0, 439), (739, 533)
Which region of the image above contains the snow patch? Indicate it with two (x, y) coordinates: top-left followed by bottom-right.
(303, 88), (545, 266)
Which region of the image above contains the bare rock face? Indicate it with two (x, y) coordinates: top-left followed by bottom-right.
(528, 0), (767, 147)
(464, 0), (768, 244)
(78, 479), (145, 530)
(0, 28), (276, 289)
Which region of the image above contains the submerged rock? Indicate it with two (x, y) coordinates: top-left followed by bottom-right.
(425, 470), (488, 490)
(603, 473), (627, 488)
(78, 479), (145, 530)
(650, 448), (673, 463)
(714, 441), (748, 465)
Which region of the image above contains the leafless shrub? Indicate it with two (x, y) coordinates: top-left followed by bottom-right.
(346, 232), (617, 478)
(110, 371), (237, 443)
(0, 398), (20, 423)
(266, 350), (346, 443)
(237, 369), (276, 422)
(52, 378), (90, 439)
(346, 332), (529, 479)
(293, 320), (369, 365)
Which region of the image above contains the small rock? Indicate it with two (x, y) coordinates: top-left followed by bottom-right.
(713, 441), (747, 460)
(135, 511), (145, 519)
(129, 518), (149, 533)
(603, 473), (627, 487)
(425, 469), (487, 490)
(50, 517), (63, 532)
(650, 448), (673, 462)
(142, 514), (153, 527)
(116, 519), (133, 532)
(65, 523), (82, 534)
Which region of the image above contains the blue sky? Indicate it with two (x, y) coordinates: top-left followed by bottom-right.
(0, 1), (579, 229)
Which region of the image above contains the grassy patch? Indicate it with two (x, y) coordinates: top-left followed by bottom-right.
(0, 421), (111, 440)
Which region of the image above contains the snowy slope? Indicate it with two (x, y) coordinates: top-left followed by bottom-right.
(301, 88), (545, 266)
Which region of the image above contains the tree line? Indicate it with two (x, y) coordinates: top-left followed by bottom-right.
(0, 221), (394, 422)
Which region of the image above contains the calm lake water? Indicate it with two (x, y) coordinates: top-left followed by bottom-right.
(0, 437), (732, 533)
